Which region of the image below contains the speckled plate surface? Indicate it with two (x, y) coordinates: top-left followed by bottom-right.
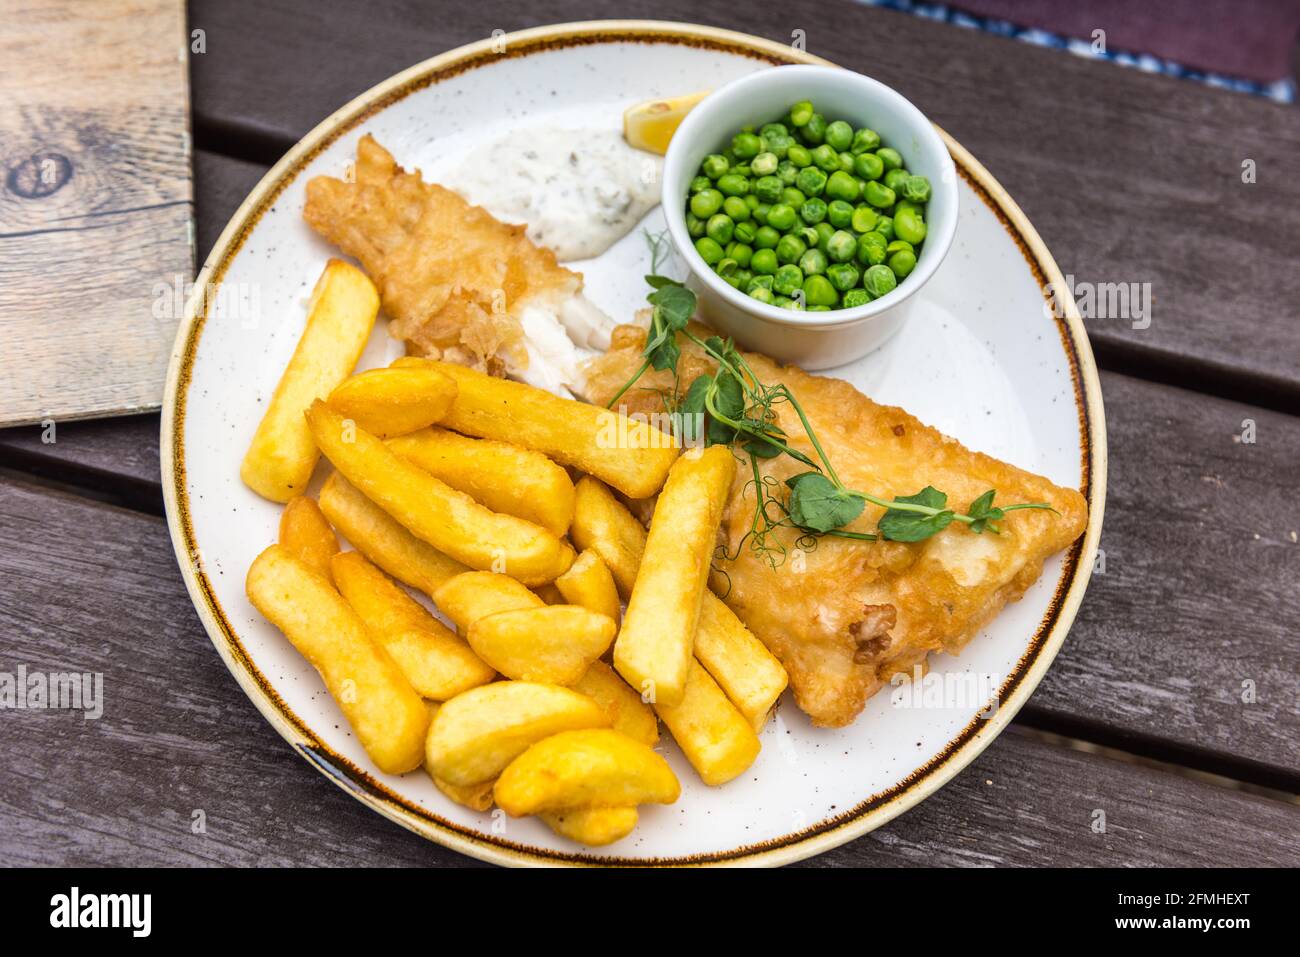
(161, 21), (1105, 866)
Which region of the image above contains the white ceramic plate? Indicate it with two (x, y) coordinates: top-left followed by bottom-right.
(162, 21), (1105, 866)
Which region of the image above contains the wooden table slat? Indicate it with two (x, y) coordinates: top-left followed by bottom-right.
(185, 0), (1300, 407)
(1, 473), (1294, 866)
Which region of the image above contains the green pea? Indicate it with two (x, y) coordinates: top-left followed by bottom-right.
(786, 144), (812, 168)
(854, 153), (884, 181)
(775, 160), (798, 186)
(863, 263), (897, 297)
(883, 168), (911, 193)
(689, 188), (723, 218)
(775, 234), (807, 265)
(766, 203), (797, 232)
(902, 175), (931, 203)
(814, 221), (835, 253)
(731, 164), (752, 178)
(750, 248), (778, 274)
(850, 128), (881, 154)
(732, 132), (762, 159)
(838, 153), (855, 174)
(803, 274), (839, 307)
(789, 101), (814, 127)
(728, 242), (754, 268)
(826, 229), (858, 263)
(773, 264), (804, 296)
(826, 262), (860, 292)
(802, 113), (827, 145)
(760, 122), (788, 139)
(825, 170), (861, 203)
(827, 199), (855, 229)
(807, 305), (831, 312)
(753, 175), (783, 204)
(685, 212), (705, 238)
(773, 295), (792, 309)
(733, 220), (757, 245)
(842, 288), (870, 308)
(749, 286), (775, 305)
(716, 173), (750, 197)
(794, 166), (827, 197)
(722, 196), (750, 221)
(746, 274), (774, 293)
(695, 236), (725, 265)
(876, 147), (903, 171)
(864, 181), (896, 209)
(717, 258), (739, 279)
(811, 144), (839, 172)
(888, 249), (917, 278)
(753, 225), (780, 250)
(701, 154), (729, 179)
(780, 187), (806, 208)
(689, 175), (711, 194)
(875, 215), (895, 241)
(798, 248), (828, 276)
(744, 193), (761, 209)
(822, 120), (851, 152)
(856, 231), (888, 266)
(799, 197), (828, 225)
(706, 213), (734, 245)
(751, 152), (779, 176)
(850, 205), (879, 234)
(763, 134), (792, 161)
(886, 239), (914, 255)
(752, 203), (771, 225)
(734, 267), (753, 287)
(894, 206), (927, 244)
(893, 199), (920, 217)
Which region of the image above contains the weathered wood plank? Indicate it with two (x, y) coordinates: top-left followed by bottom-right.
(0, 474), (1295, 866)
(0, 0), (194, 426)
(1023, 371), (1300, 786)
(185, 0), (1300, 406)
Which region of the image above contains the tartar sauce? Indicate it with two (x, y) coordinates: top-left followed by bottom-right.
(445, 129), (662, 262)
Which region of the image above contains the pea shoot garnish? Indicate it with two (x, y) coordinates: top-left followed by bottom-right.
(607, 258), (1056, 567)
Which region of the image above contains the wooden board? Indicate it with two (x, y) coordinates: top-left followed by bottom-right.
(0, 472), (1293, 866)
(0, 0), (193, 427)
(186, 0), (1300, 409)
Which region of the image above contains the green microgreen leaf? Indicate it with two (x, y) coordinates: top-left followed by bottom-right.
(785, 472), (867, 532)
(877, 486), (955, 542)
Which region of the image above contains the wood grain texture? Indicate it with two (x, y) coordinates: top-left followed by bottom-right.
(1023, 371), (1300, 786)
(0, 0), (193, 427)
(0, 473), (1293, 866)
(186, 0), (1300, 405)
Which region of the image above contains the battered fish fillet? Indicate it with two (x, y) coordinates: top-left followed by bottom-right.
(304, 135), (612, 394)
(582, 325), (1088, 728)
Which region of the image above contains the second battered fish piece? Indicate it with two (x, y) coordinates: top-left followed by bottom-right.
(304, 135), (610, 393)
(582, 326), (1088, 728)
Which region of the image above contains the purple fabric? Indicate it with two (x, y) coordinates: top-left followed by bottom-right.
(949, 0), (1300, 83)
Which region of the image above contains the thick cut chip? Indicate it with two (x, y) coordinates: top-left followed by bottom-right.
(554, 548), (621, 623)
(278, 496), (338, 584)
(327, 366), (457, 438)
(433, 571), (545, 632)
(572, 661), (658, 746)
(539, 806), (638, 846)
(654, 660), (761, 787)
(241, 260), (378, 502)
(307, 401), (573, 585)
(388, 427), (575, 537)
(245, 545), (427, 774)
(467, 606), (616, 685)
(494, 729), (680, 816)
(425, 682), (608, 787)
(318, 471), (468, 597)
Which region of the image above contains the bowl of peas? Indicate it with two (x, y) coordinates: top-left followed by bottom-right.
(661, 65), (957, 369)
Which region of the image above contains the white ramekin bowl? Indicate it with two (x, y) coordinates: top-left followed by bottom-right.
(662, 64), (958, 369)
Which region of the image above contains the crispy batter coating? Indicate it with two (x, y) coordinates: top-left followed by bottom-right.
(582, 326), (1088, 727)
(303, 135), (582, 373)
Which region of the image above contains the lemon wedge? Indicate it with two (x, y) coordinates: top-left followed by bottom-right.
(623, 91), (709, 154)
